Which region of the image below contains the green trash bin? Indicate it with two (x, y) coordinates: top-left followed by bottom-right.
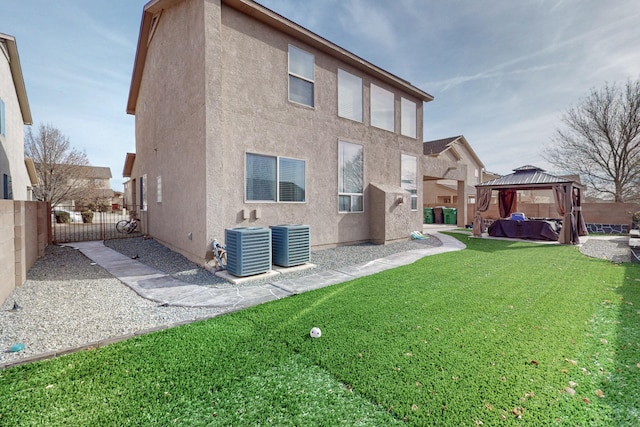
(443, 208), (457, 225)
(423, 207), (434, 224)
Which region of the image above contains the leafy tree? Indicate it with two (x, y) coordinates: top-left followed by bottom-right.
(543, 79), (640, 202)
(25, 123), (90, 206)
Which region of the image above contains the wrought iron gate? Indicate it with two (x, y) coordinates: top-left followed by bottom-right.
(51, 206), (146, 243)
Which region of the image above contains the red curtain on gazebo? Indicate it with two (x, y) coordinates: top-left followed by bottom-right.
(498, 189), (517, 218)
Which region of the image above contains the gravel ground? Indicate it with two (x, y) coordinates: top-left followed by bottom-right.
(1, 235), (442, 367)
(1, 233), (630, 367)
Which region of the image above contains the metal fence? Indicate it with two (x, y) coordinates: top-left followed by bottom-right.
(51, 206), (145, 243)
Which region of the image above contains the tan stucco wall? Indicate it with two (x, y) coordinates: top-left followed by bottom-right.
(0, 46), (30, 201)
(0, 200), (48, 305)
(132, 0), (428, 264)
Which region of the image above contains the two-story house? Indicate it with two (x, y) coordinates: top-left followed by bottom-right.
(125, 0), (462, 265)
(0, 32), (34, 200)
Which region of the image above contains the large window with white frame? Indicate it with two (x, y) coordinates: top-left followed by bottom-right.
(401, 154), (418, 210)
(401, 97), (417, 138)
(288, 45), (315, 107)
(246, 153), (306, 202)
(338, 140), (364, 212)
(370, 84), (395, 132)
(0, 98), (5, 136)
(338, 69), (362, 122)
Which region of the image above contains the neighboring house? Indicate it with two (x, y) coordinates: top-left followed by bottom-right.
(423, 136), (485, 206)
(124, 0), (469, 265)
(0, 32), (34, 200)
(40, 164), (113, 209)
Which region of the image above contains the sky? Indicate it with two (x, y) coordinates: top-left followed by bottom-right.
(1, 0), (639, 190)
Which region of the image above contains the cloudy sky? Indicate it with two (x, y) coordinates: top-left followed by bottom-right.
(1, 0), (639, 189)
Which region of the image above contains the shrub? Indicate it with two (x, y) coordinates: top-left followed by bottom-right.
(54, 210), (70, 223)
(81, 210), (94, 223)
(632, 211), (640, 229)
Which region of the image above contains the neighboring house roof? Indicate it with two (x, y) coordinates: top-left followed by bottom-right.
(477, 165), (574, 188)
(423, 135), (485, 169)
(0, 32), (32, 125)
(78, 165), (112, 179)
(127, 0), (434, 115)
(122, 153), (136, 178)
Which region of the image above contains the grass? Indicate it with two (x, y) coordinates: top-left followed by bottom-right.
(1, 235), (639, 426)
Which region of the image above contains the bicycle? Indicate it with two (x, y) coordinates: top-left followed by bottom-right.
(116, 217), (139, 234)
(212, 239), (227, 270)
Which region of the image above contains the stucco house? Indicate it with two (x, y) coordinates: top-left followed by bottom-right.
(423, 136), (486, 206)
(0, 32), (35, 201)
(124, 0), (469, 265)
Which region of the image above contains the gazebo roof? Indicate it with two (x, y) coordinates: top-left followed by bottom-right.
(477, 165), (573, 188)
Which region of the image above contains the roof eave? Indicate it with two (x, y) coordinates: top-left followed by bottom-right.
(126, 0), (434, 114)
(1, 33), (32, 125)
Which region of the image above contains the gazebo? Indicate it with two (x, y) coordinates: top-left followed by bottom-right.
(472, 165), (588, 244)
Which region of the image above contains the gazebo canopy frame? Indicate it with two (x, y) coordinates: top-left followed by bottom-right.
(472, 165), (588, 244)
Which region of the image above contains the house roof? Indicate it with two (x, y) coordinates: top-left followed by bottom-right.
(477, 165), (574, 188)
(423, 135), (485, 169)
(127, 0), (434, 115)
(71, 165), (112, 179)
(122, 153), (136, 178)
(0, 33), (32, 125)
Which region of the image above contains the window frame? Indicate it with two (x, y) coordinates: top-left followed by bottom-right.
(157, 175), (162, 203)
(0, 98), (5, 137)
(370, 83), (395, 132)
(245, 152), (307, 203)
(400, 97), (417, 138)
(338, 68), (363, 122)
(338, 140), (364, 213)
(401, 154), (418, 211)
(288, 44), (315, 108)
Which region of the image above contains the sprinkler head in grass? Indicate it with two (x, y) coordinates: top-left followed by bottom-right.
(310, 327), (322, 338)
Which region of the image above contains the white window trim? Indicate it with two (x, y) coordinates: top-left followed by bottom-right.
(400, 97), (417, 138)
(338, 140), (364, 213)
(157, 175), (162, 203)
(338, 68), (363, 123)
(245, 153), (307, 204)
(288, 44), (315, 108)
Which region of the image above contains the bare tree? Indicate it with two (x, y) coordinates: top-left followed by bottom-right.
(25, 123), (90, 206)
(543, 79), (640, 202)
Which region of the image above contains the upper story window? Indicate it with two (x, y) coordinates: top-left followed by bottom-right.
(401, 98), (417, 138)
(370, 84), (395, 132)
(338, 140), (364, 213)
(0, 98), (5, 136)
(288, 45), (314, 107)
(401, 154), (418, 210)
(246, 153), (306, 203)
(338, 69), (362, 122)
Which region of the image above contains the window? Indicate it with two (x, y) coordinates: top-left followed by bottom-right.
(288, 45), (314, 107)
(338, 140), (363, 212)
(0, 98), (5, 136)
(338, 69), (362, 122)
(370, 84), (394, 132)
(140, 174), (147, 210)
(157, 175), (162, 203)
(401, 98), (416, 138)
(2, 174), (9, 200)
(246, 153), (306, 202)
(401, 154), (418, 210)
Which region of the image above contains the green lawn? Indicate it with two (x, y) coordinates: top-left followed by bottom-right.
(1, 235), (639, 426)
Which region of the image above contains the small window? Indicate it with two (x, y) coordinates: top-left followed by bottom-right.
(246, 153), (306, 203)
(338, 140), (364, 212)
(157, 175), (162, 203)
(401, 154), (418, 210)
(338, 69), (362, 122)
(140, 174), (147, 211)
(401, 98), (416, 138)
(0, 98), (5, 136)
(288, 45), (314, 107)
(371, 84), (394, 132)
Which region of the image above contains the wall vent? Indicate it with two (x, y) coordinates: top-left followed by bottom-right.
(225, 227), (272, 277)
(270, 224), (310, 267)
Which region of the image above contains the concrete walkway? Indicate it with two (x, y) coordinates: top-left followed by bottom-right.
(70, 227), (465, 309)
